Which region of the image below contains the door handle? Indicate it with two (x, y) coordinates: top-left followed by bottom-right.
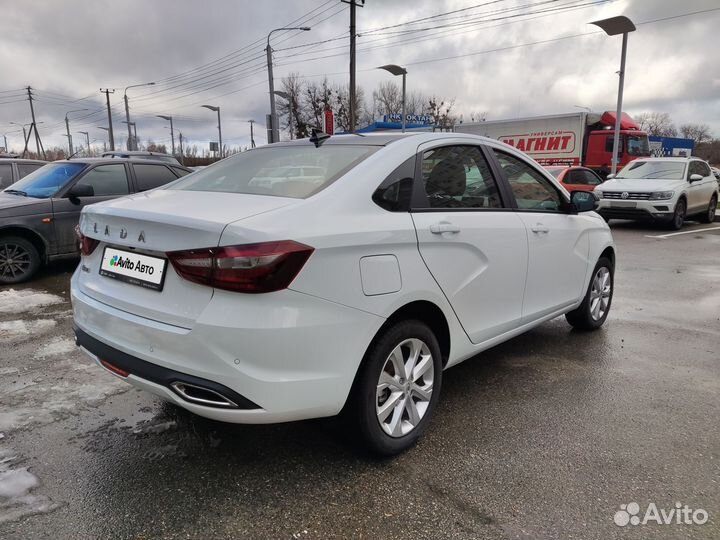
(430, 222), (461, 234)
(531, 224), (549, 234)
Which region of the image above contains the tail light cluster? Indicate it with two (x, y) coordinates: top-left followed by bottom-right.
(75, 225), (99, 256)
(167, 240), (314, 294)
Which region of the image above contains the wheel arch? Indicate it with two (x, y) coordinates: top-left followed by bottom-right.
(599, 245), (615, 268)
(0, 226), (48, 262)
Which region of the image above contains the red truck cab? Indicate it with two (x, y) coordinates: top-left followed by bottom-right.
(584, 112), (650, 175)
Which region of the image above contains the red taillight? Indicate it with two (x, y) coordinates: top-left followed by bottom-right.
(99, 359), (129, 378)
(75, 225), (99, 256)
(167, 240), (314, 293)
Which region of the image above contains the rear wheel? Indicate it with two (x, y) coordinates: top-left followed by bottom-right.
(349, 320), (442, 455)
(698, 194), (717, 224)
(566, 257), (613, 330)
(0, 236), (41, 284)
(669, 198), (686, 230)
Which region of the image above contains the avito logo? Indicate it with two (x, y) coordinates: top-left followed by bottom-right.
(108, 255), (155, 276)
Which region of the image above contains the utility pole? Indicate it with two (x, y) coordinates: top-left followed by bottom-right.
(25, 87), (45, 159)
(65, 116), (73, 156)
(178, 132), (184, 165)
(100, 88), (115, 151)
(78, 131), (90, 155)
(248, 120), (256, 148)
(342, 0), (364, 132)
(156, 115), (175, 155)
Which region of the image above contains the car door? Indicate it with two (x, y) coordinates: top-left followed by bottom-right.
(0, 163), (13, 189)
(490, 148), (590, 322)
(693, 161), (717, 209)
(411, 143), (528, 344)
(51, 163), (131, 254)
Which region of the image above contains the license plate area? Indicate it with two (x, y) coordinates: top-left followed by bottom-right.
(610, 201), (637, 208)
(99, 246), (168, 291)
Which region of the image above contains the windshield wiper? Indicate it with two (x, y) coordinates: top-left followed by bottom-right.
(4, 189), (28, 196)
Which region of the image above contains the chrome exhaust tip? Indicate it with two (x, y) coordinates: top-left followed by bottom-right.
(170, 381), (238, 409)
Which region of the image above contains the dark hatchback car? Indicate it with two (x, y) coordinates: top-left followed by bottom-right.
(0, 158), (192, 283)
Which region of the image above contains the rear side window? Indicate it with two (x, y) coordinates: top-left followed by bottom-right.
(493, 150), (563, 211)
(0, 163), (13, 189)
(418, 145), (502, 209)
(169, 145), (377, 199)
(569, 169), (602, 185)
(17, 163), (43, 179)
(133, 164), (178, 191)
(373, 156), (415, 212)
(75, 164), (129, 196)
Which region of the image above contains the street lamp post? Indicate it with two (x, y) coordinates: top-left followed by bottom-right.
(156, 115), (175, 155)
(591, 15), (636, 176)
(201, 105), (222, 159)
(124, 82), (155, 150)
(64, 109), (89, 156)
(78, 131), (90, 155)
(248, 120), (256, 148)
(378, 64), (408, 132)
(266, 27), (311, 143)
(273, 90), (293, 140)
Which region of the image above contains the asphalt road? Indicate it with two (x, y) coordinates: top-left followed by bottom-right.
(1, 220), (718, 540)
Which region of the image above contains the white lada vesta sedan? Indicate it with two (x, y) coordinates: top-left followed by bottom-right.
(72, 132), (615, 455)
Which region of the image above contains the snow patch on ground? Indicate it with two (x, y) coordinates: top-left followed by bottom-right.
(0, 449), (59, 523)
(0, 289), (63, 315)
(0, 319), (56, 342)
(34, 337), (76, 359)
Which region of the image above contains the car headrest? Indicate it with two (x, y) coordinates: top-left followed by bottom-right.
(428, 159), (466, 196)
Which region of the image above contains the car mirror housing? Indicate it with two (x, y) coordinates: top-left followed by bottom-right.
(67, 183), (94, 200)
(605, 173), (615, 180)
(569, 190), (599, 213)
(689, 174), (703, 182)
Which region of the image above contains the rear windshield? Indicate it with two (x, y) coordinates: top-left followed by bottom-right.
(616, 160), (686, 180)
(168, 145), (377, 198)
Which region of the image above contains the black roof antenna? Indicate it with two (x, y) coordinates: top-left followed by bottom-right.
(309, 128), (331, 148)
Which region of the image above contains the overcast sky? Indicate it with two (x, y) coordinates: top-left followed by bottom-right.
(0, 0), (718, 154)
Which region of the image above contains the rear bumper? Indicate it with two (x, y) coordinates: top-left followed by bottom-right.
(71, 273), (384, 424)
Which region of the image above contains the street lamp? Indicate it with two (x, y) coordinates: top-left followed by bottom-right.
(124, 82), (155, 150)
(273, 90), (294, 140)
(2, 129), (22, 153)
(64, 109), (88, 156)
(121, 121), (138, 149)
(78, 131), (90, 155)
(590, 15), (636, 176)
(378, 64), (408, 132)
(156, 115), (175, 155)
(201, 105), (222, 159)
(248, 120), (257, 148)
(266, 27), (311, 143)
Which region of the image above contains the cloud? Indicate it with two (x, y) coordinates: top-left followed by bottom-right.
(0, 0), (718, 154)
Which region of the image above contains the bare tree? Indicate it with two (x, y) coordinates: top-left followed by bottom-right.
(372, 80), (402, 118)
(428, 96), (458, 130)
(679, 123), (712, 145)
(634, 112), (677, 137)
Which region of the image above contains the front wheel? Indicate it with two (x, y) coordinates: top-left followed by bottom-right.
(669, 198), (686, 230)
(349, 320), (442, 456)
(0, 236), (41, 284)
(566, 257), (614, 330)
(698, 195), (717, 224)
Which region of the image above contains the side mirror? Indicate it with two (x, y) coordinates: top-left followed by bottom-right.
(67, 183), (94, 200)
(570, 190), (599, 213)
(689, 174), (703, 182)
(605, 173), (616, 180)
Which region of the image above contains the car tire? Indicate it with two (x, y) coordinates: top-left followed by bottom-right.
(669, 198), (686, 230)
(698, 194), (717, 224)
(0, 236), (41, 284)
(565, 257), (613, 331)
(349, 320), (442, 456)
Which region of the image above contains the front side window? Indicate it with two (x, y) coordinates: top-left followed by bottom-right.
(493, 150), (563, 211)
(133, 164), (177, 191)
(75, 164), (129, 196)
(419, 145), (501, 209)
(570, 169), (602, 186)
(4, 162), (85, 198)
(169, 145), (377, 199)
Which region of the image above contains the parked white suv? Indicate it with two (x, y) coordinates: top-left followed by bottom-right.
(596, 157), (718, 229)
(71, 132), (615, 455)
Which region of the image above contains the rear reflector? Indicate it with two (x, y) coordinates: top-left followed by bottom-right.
(100, 359), (130, 378)
(75, 225), (99, 256)
(167, 240), (314, 293)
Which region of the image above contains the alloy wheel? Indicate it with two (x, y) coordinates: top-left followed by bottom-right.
(0, 242), (32, 280)
(589, 267), (612, 321)
(709, 198), (717, 222)
(674, 200), (686, 228)
(376, 338), (434, 438)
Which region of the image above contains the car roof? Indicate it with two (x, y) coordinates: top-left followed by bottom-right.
(0, 157), (47, 163)
(274, 131), (507, 147)
(631, 157), (700, 163)
(101, 150), (174, 157)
